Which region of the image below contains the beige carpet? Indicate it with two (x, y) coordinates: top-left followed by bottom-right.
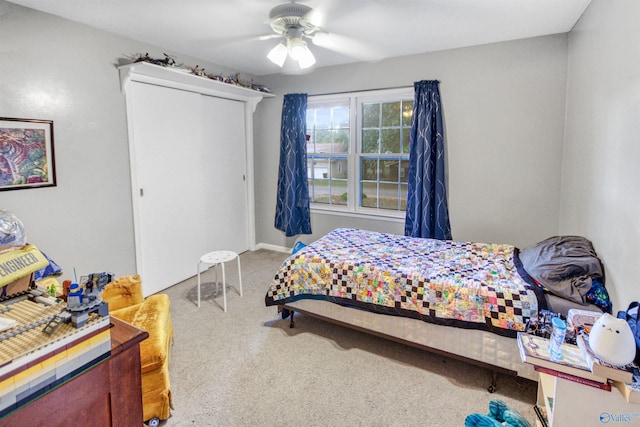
(162, 249), (537, 426)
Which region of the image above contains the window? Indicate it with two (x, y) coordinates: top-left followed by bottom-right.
(306, 99), (350, 206)
(306, 89), (413, 217)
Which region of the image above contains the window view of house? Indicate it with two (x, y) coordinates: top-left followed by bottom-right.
(306, 92), (413, 215)
(306, 99), (350, 206)
(360, 99), (412, 211)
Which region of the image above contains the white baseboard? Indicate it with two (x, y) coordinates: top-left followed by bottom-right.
(253, 243), (291, 254)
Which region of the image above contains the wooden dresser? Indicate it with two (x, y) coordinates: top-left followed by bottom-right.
(0, 317), (148, 427)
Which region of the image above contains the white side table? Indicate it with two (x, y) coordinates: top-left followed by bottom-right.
(197, 250), (243, 312)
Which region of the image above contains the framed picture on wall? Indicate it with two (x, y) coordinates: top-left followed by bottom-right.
(0, 117), (56, 191)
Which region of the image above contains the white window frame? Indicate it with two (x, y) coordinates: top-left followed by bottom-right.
(307, 87), (413, 220)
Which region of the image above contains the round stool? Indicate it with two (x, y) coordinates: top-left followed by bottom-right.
(197, 250), (243, 312)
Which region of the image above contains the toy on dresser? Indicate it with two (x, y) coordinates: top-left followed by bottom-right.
(525, 310), (577, 345)
(570, 309), (639, 385)
(588, 313), (636, 366)
(64, 272), (114, 327)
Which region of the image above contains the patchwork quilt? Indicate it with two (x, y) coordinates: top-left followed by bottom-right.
(265, 228), (542, 337)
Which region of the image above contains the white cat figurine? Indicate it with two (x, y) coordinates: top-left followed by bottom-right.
(589, 313), (636, 366)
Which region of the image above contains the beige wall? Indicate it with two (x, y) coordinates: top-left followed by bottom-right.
(255, 35), (569, 250)
(561, 0), (640, 309)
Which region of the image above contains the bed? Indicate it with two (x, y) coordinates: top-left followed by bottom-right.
(264, 228), (609, 390)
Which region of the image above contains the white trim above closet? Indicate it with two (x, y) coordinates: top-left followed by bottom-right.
(119, 62), (272, 112)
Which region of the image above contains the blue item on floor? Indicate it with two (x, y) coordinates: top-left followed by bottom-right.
(465, 400), (532, 427)
(292, 241), (307, 254)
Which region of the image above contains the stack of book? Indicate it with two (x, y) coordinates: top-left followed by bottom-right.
(517, 332), (611, 390)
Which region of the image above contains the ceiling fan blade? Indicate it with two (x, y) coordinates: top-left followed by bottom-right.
(300, 6), (324, 29)
(258, 33), (281, 41)
(311, 32), (384, 62)
(199, 32), (277, 50)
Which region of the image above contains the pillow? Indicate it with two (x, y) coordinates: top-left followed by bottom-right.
(519, 235), (604, 304)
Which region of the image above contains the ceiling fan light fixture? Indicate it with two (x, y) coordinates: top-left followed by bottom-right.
(295, 45), (316, 69)
(286, 36), (315, 69)
(265, 2), (320, 70)
(287, 37), (306, 60)
(267, 42), (288, 67)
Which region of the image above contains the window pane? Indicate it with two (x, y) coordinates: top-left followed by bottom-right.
(331, 182), (348, 205)
(308, 158), (329, 179)
(361, 158), (378, 181)
(379, 182), (401, 210)
(309, 181), (326, 203)
(315, 129), (331, 153)
(361, 181), (377, 208)
(362, 103), (379, 128)
(330, 180), (348, 205)
(307, 155), (329, 204)
(402, 129), (410, 154)
(316, 109), (331, 128)
(400, 159), (409, 183)
(307, 160), (313, 179)
(402, 101), (413, 127)
(362, 129), (379, 153)
(331, 158), (348, 179)
(329, 158), (348, 205)
(306, 131), (315, 153)
(379, 159), (400, 182)
(333, 107), (350, 128)
(308, 157), (348, 205)
(306, 110), (315, 130)
(381, 102), (400, 127)
(400, 183), (408, 210)
(331, 129), (349, 153)
(381, 128), (400, 153)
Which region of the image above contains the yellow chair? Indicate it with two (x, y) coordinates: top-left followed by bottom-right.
(102, 275), (173, 423)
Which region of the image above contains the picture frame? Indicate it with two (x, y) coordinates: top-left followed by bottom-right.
(0, 117), (56, 191)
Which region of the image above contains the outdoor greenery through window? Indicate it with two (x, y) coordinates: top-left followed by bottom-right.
(306, 89), (413, 216)
(306, 99), (350, 206)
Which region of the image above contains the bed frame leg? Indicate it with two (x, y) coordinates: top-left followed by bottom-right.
(488, 371), (497, 393)
(289, 310), (295, 328)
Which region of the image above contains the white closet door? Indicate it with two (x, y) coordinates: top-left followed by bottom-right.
(201, 95), (249, 254)
(127, 82), (224, 296)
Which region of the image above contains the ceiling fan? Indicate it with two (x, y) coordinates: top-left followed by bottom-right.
(263, 2), (326, 69)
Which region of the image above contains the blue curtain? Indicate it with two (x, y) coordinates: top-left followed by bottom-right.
(274, 93), (312, 237)
(404, 80), (452, 240)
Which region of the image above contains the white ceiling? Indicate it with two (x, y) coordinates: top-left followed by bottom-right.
(8, 0), (592, 76)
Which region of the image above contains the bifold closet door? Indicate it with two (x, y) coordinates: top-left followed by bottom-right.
(127, 82), (248, 296)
